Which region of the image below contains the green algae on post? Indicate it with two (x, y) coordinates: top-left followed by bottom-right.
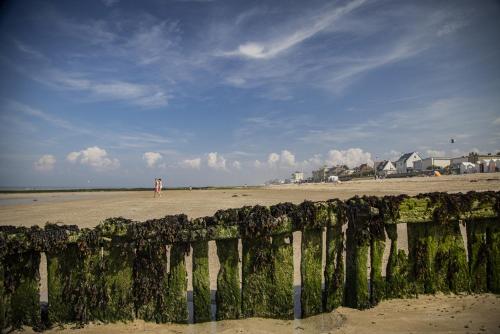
(0, 259), (5, 330)
(192, 240), (211, 323)
(486, 222), (500, 293)
(466, 219), (488, 292)
(370, 237), (385, 305)
(164, 243), (188, 323)
(323, 223), (344, 311)
(240, 205), (293, 319)
(4, 251), (42, 330)
(241, 237), (273, 318)
(323, 200), (345, 312)
(300, 228), (323, 317)
(270, 233), (294, 319)
(102, 238), (135, 321)
(384, 224), (411, 299)
(47, 244), (86, 324)
(344, 198), (370, 309)
(133, 243), (169, 322)
(215, 238), (240, 320)
(408, 221), (469, 295)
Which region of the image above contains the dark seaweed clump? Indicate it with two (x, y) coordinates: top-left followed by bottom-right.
(128, 214), (190, 246)
(381, 194), (409, 221)
(214, 208), (240, 227)
(270, 202), (297, 218)
(346, 196), (372, 246)
(239, 205), (277, 238)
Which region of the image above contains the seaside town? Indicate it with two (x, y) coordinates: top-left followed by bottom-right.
(267, 151), (500, 185)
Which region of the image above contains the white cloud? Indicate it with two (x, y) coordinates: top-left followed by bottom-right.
(267, 150), (296, 168)
(267, 152), (280, 167)
(232, 160), (241, 170)
(325, 148), (373, 168)
(280, 150), (296, 167)
(34, 154), (56, 172)
(66, 151), (81, 163)
(181, 158), (201, 169)
(494, 117), (500, 125)
(66, 146), (119, 171)
(223, 0), (366, 59)
(207, 152), (226, 170)
(143, 152), (163, 168)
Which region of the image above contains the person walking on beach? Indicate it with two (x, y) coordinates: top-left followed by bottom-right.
(157, 178), (163, 197)
(154, 178), (160, 198)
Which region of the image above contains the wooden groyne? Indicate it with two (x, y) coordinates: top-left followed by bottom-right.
(0, 191), (499, 331)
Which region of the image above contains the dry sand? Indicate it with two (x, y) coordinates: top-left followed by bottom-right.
(2, 173), (500, 333)
(1, 173), (499, 228)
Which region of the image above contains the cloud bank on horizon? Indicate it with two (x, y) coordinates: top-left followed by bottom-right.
(0, 0), (499, 187)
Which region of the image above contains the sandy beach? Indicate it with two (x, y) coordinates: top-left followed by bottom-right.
(1, 173), (500, 228)
(2, 173), (500, 333)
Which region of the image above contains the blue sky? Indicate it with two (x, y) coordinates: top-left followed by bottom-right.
(0, 0), (499, 187)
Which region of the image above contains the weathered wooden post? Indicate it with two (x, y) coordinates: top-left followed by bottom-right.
(384, 223), (410, 298)
(298, 201), (327, 317)
(466, 219), (488, 292)
(366, 197), (386, 306)
(487, 222), (500, 293)
(213, 209), (241, 320)
(403, 194), (469, 294)
(241, 205), (293, 319)
(44, 224), (86, 324)
(323, 200), (345, 312)
(191, 217), (211, 323)
(344, 197), (371, 309)
(164, 243), (188, 323)
(79, 218), (135, 323)
(130, 215), (189, 323)
(269, 232), (294, 318)
(0, 227), (42, 330)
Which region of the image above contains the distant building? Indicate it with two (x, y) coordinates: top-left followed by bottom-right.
(414, 157), (450, 171)
(356, 163), (374, 174)
(467, 152), (500, 164)
(459, 162), (477, 174)
(395, 152), (422, 174)
(291, 171), (304, 183)
(450, 156), (468, 166)
(478, 158), (500, 173)
(312, 166), (329, 182)
(311, 165), (348, 182)
(375, 160), (396, 176)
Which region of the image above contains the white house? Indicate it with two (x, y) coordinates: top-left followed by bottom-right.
(291, 171), (304, 183)
(459, 162), (477, 174)
(375, 160), (396, 176)
(395, 152), (422, 174)
(327, 175), (340, 183)
(414, 157), (451, 171)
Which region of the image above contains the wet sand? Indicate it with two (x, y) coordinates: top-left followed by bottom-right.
(18, 294), (500, 334)
(2, 173), (500, 333)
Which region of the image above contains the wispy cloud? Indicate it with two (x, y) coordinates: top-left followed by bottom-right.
(222, 0), (367, 59)
(4, 100), (88, 134)
(44, 70), (169, 108)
